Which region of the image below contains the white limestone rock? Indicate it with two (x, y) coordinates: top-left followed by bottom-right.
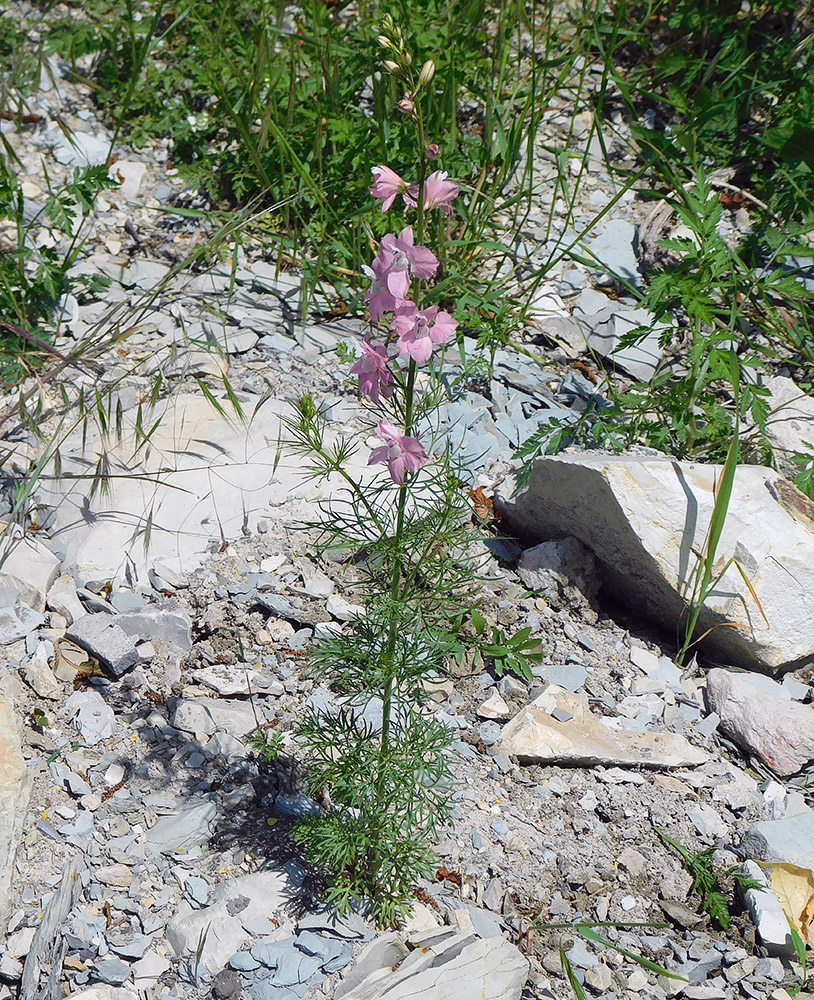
(493, 685), (707, 769)
(499, 454), (814, 672)
(336, 927), (528, 1000)
(0, 527), (61, 611)
(0, 696), (31, 936)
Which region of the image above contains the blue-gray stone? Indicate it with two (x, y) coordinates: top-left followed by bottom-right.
(36, 819), (62, 842)
(283, 860), (308, 888)
(184, 875), (210, 905)
(696, 712), (720, 738)
(742, 812), (814, 872)
(577, 634), (595, 652)
(92, 957), (131, 985)
(230, 950), (261, 971)
(66, 613), (139, 677)
(532, 664), (587, 693)
(296, 909), (373, 941)
(272, 952), (321, 987)
(109, 591), (145, 612)
(63, 913), (107, 950)
(478, 721), (502, 746)
(451, 739), (477, 760)
(251, 939), (296, 968)
(256, 594), (297, 618)
(58, 809), (94, 847)
(294, 931), (343, 963)
(287, 628), (312, 651)
(108, 933), (152, 959)
(490, 819), (509, 837)
(258, 332), (297, 355)
(565, 937), (598, 969)
(448, 901), (503, 940)
(274, 793), (321, 818)
(321, 944), (353, 974)
(587, 218), (640, 286)
(471, 830), (484, 851)
(249, 982), (305, 1000)
(49, 761), (91, 797)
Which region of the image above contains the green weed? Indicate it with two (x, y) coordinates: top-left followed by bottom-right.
(655, 826), (763, 931)
(470, 609), (543, 683)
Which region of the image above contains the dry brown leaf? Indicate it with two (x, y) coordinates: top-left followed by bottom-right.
(763, 862), (814, 946)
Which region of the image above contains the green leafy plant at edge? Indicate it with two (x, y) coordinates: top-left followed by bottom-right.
(655, 826), (763, 931)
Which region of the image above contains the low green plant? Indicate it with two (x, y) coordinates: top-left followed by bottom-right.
(0, 156), (111, 383)
(470, 609), (542, 682)
(788, 925), (809, 997)
(244, 726), (285, 763)
(655, 826), (763, 931)
(674, 352), (768, 665)
(592, 0), (814, 222)
(790, 441), (814, 497)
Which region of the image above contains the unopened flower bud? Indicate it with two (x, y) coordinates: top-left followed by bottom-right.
(396, 92), (415, 115)
(376, 34), (392, 49)
(417, 59), (435, 89)
(383, 59), (401, 75)
(425, 142), (440, 159)
(401, 49), (412, 67)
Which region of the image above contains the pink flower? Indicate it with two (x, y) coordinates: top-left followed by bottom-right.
(391, 303), (458, 364)
(380, 227), (439, 299)
(362, 242), (401, 321)
(406, 170), (458, 215)
(350, 339), (394, 403)
(425, 143), (440, 160)
(368, 419), (428, 485)
(369, 165), (408, 212)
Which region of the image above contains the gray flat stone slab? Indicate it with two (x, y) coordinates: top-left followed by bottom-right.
(144, 797), (217, 856)
(742, 813), (814, 873)
(66, 614), (138, 677)
(112, 604), (192, 652)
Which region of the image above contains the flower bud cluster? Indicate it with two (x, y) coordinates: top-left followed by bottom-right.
(376, 19), (435, 116)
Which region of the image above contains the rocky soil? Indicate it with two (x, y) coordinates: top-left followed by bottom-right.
(1, 11), (814, 1000)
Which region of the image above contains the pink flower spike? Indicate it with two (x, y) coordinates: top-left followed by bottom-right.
(362, 242), (400, 321)
(406, 170), (458, 215)
(350, 339), (394, 404)
(382, 226), (439, 283)
(392, 303), (458, 365)
(369, 165), (408, 212)
(368, 418), (428, 485)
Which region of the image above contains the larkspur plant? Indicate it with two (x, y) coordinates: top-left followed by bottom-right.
(285, 20), (483, 926)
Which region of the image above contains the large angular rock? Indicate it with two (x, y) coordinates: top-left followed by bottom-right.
(499, 455), (814, 672)
(493, 685), (707, 769)
(165, 871), (291, 974)
(762, 376), (814, 477)
(66, 614), (138, 677)
(0, 528), (61, 611)
(35, 394), (370, 585)
(0, 696), (30, 936)
(705, 668), (814, 776)
(336, 927), (528, 1000)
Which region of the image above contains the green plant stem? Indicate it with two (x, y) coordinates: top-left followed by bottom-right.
(368, 125), (427, 887)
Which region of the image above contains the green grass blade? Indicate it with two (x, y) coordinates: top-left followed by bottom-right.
(576, 926), (688, 981)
